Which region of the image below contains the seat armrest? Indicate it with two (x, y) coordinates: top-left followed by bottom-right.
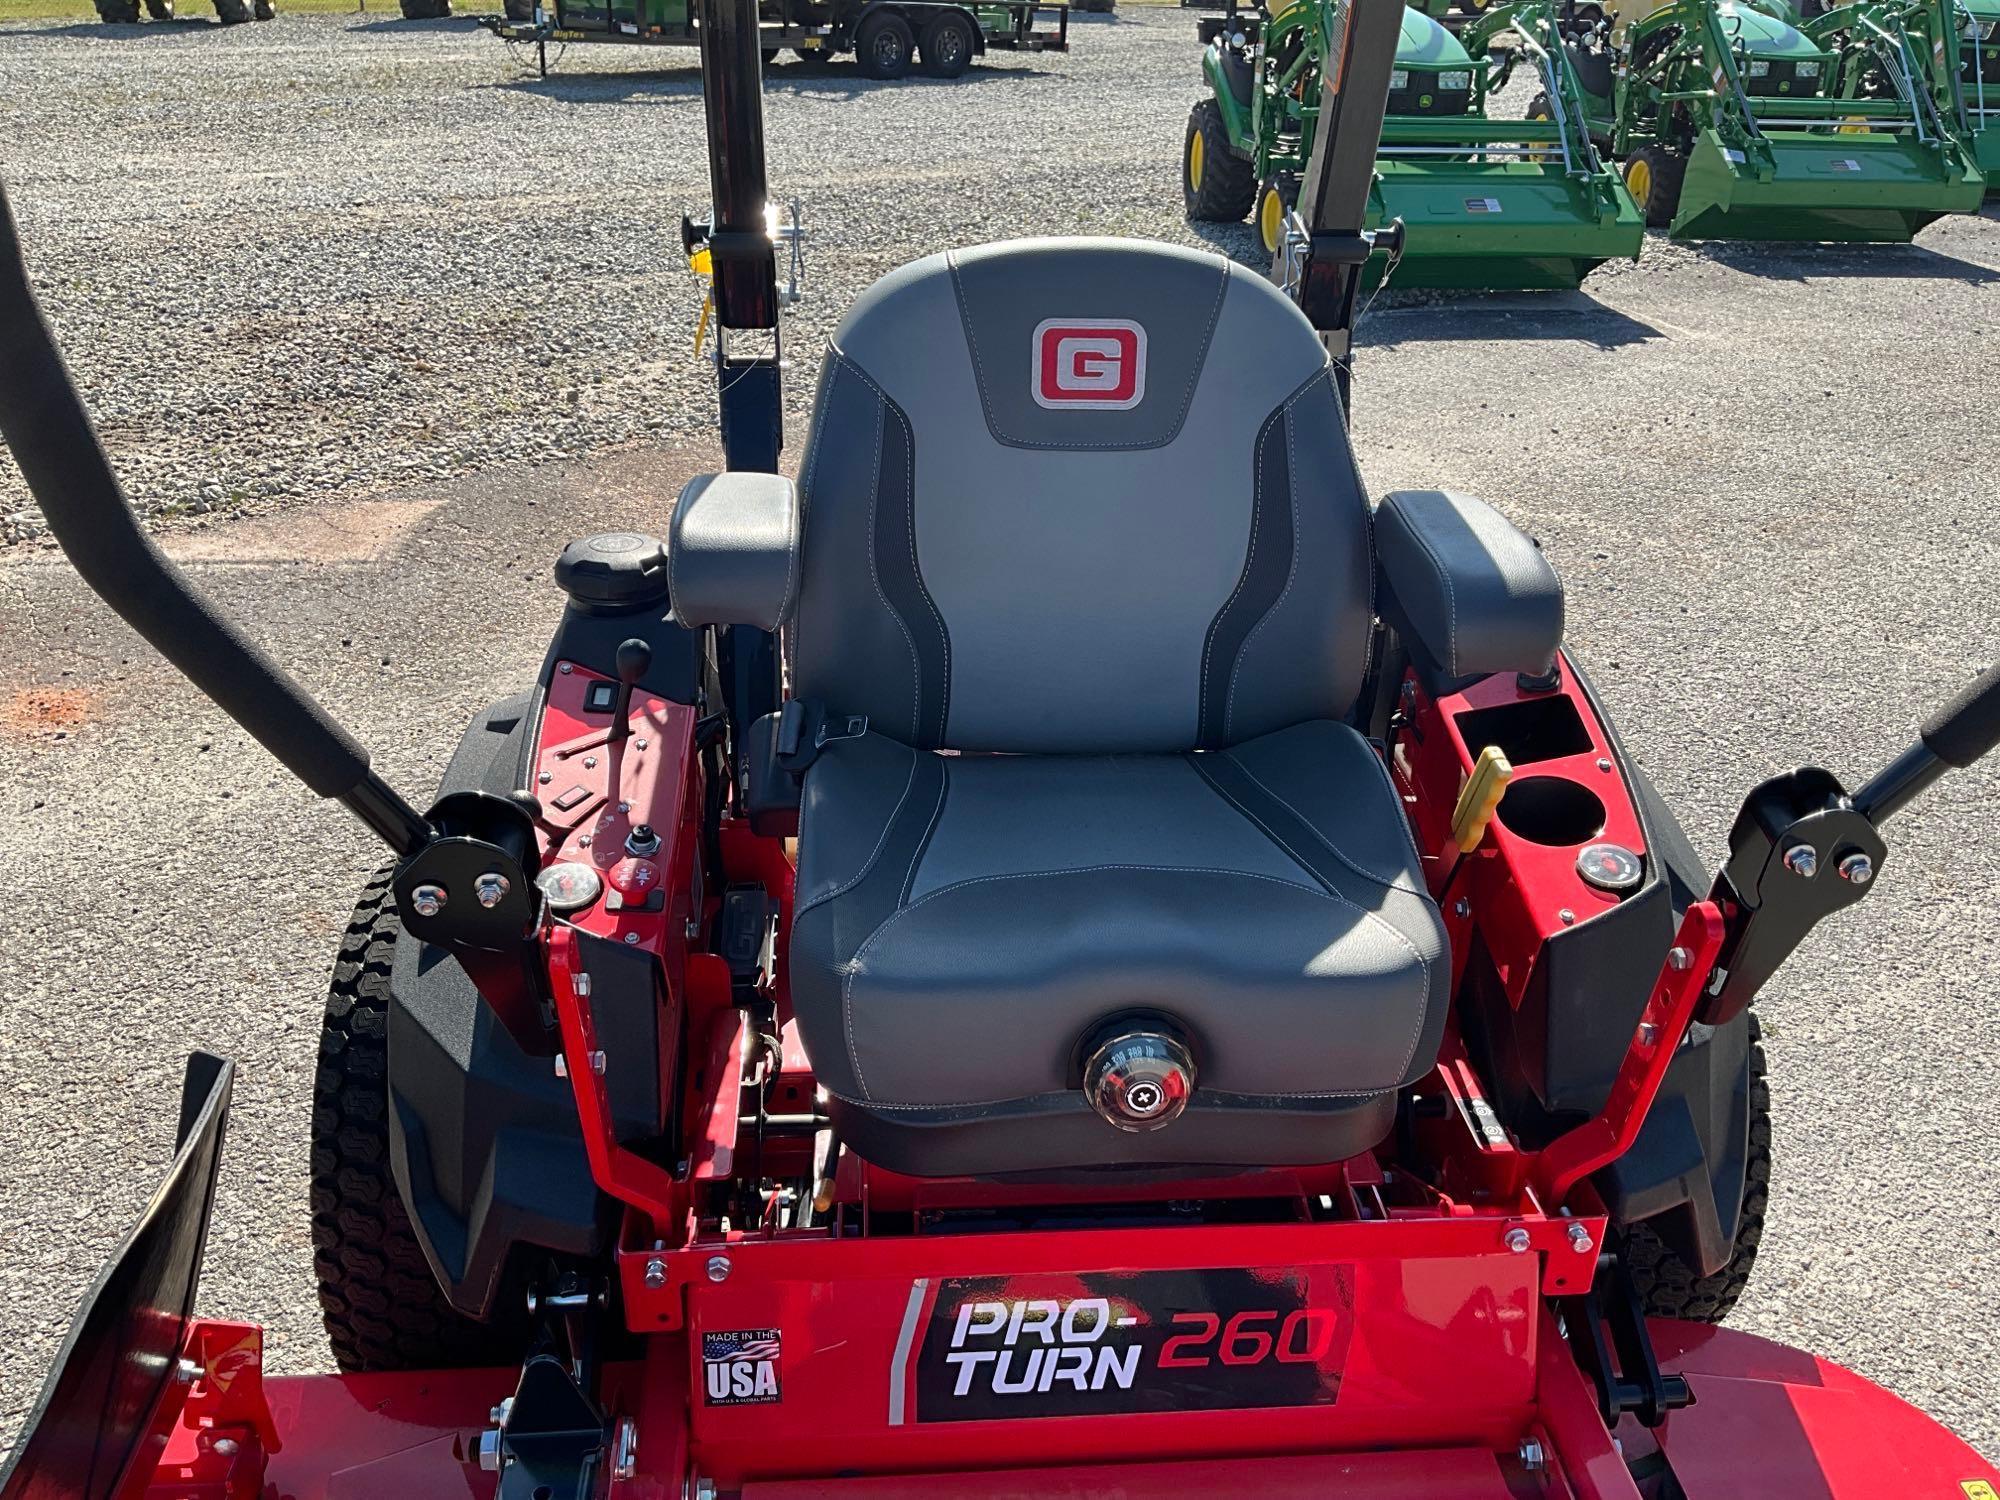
(668, 471), (800, 631)
(1374, 490), (1564, 689)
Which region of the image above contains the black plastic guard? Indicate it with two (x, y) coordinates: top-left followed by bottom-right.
(0, 1053), (233, 1500)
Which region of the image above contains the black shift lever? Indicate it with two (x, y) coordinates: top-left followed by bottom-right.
(609, 638), (651, 743)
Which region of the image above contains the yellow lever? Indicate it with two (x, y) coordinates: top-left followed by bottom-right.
(1450, 745), (1513, 854)
(687, 245), (715, 357)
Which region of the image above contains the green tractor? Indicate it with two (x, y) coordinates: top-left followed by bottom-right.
(1184, 0), (1643, 291)
(1575, 0), (1985, 238)
(92, 0), (272, 21)
(1884, 0), (2000, 193)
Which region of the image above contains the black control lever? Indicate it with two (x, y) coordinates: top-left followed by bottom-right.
(0, 180), (429, 857)
(609, 638), (651, 744)
(1698, 660), (1998, 1026)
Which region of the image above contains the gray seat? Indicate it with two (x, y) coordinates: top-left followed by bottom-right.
(670, 237), (1562, 1176)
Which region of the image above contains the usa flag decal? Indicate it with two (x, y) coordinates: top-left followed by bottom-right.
(704, 1328), (782, 1406)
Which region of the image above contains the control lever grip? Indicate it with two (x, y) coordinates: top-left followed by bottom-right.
(1919, 661), (2000, 770)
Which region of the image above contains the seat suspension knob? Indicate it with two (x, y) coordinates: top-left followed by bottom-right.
(1084, 1029), (1196, 1132)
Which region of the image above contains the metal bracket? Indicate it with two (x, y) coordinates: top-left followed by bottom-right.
(1557, 1240), (1694, 1428)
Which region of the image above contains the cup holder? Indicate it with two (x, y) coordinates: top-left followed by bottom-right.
(1495, 777), (1606, 848)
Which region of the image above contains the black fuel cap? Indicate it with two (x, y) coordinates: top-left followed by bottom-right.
(553, 532), (670, 614)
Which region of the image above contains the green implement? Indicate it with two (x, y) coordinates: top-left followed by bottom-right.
(1587, 0), (1986, 239)
(1186, 0), (1643, 290)
(1894, 0), (2000, 194)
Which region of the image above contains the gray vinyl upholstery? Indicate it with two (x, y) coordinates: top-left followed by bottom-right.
(790, 238), (1373, 754)
(1374, 489), (1564, 690)
(780, 238), (1468, 1176)
(667, 471), (800, 632)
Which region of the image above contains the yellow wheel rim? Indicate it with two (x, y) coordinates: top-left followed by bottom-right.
(1626, 157), (1653, 208)
(1189, 132), (1205, 193)
(1259, 185), (1286, 253)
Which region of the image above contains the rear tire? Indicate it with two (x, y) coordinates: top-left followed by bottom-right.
(253, 0), (274, 16)
(144, 0), (174, 17)
(855, 11), (915, 78)
(95, 0), (141, 20)
(1183, 98), (1257, 223)
(312, 868), (529, 1372)
(919, 11), (975, 77)
(213, 0), (252, 21)
(1624, 1012), (1771, 1322)
(504, 0), (534, 19)
(398, 0), (450, 17)
(1624, 143), (1686, 229)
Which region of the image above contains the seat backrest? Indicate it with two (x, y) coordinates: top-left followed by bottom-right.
(792, 238), (1373, 754)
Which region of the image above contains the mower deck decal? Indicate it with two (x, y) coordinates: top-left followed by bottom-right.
(888, 1277), (933, 1426)
(910, 1267), (1355, 1422)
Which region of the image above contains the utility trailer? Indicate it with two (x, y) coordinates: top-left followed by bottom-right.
(485, 0), (1069, 79)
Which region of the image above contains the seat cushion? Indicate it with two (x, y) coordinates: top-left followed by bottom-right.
(788, 721), (1449, 1175)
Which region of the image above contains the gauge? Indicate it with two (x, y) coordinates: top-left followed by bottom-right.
(536, 861), (604, 913)
(1576, 842), (1643, 893)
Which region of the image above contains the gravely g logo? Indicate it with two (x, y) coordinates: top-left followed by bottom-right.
(1031, 319), (1146, 410)
(703, 1328), (781, 1406)
(904, 1267), (1354, 1423)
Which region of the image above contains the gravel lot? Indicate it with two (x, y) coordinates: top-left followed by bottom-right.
(2, 3), (1998, 1471)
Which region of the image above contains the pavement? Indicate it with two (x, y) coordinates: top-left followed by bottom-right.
(1, 1), (1998, 1472)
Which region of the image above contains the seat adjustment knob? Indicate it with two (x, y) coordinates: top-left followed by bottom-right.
(1084, 1029), (1196, 1132)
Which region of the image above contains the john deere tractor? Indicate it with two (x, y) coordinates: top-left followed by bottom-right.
(1185, 0), (1643, 290)
(1884, 0), (2000, 192)
(1573, 0), (1985, 237)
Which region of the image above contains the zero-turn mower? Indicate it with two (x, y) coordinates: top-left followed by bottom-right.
(1574, 0), (1986, 237)
(1186, 0), (1643, 290)
(2, 1), (1999, 1495)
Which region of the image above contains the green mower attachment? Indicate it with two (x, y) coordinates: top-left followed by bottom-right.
(1588, 0), (1986, 239)
(1186, 0), (1643, 290)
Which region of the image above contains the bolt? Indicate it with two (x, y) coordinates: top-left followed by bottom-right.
(584, 756), (598, 770)
(410, 883), (447, 918)
(475, 872), (510, 908)
(1558, 908), (1576, 926)
(625, 932), (641, 945)
(210, 1437), (239, 1458)
(613, 1418), (638, 1482)
(686, 917), (701, 941)
(1838, 852), (1874, 885)
(706, 1254), (732, 1283)
(636, 738), (649, 750)
(1568, 1222), (1594, 1254)
(1519, 1437), (1546, 1472)
(1667, 945), (1692, 971)
(476, 1428), (503, 1472)
(559, 663), (574, 675)
(694, 1481), (719, 1500)
(618, 800), (631, 814)
(538, 771), (553, 785)
(1504, 1227), (1531, 1253)
(1782, 843), (1819, 879)
(1596, 757), (1612, 773)
(1638, 1022), (1660, 1046)
(579, 835), (593, 848)
(1453, 898), (1472, 919)
(590, 1050), (606, 1074)
(645, 1256), (667, 1287)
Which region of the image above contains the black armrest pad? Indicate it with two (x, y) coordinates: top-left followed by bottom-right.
(1374, 490), (1563, 687)
(668, 471), (800, 631)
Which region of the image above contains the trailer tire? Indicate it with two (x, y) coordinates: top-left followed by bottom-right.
(1624, 1011), (1771, 1323)
(856, 11), (915, 78)
(214, 0), (252, 20)
(312, 868), (531, 1373)
(920, 11), (976, 77)
(504, 0), (534, 19)
(1184, 99), (1257, 223)
(95, 0), (141, 19)
(1624, 144), (1686, 228)
(254, 0), (274, 15)
(398, 0), (450, 17)
(144, 0), (174, 16)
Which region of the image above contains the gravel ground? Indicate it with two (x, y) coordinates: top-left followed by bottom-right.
(2, 3), (1998, 1473)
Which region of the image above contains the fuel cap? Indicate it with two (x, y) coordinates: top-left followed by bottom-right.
(553, 532), (670, 615)
(1576, 842), (1643, 892)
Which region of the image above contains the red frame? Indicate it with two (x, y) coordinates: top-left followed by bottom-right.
(86, 651), (2000, 1496)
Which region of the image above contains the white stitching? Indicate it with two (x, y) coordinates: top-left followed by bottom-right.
(1200, 404), (1273, 733)
(948, 251), (1232, 452)
(777, 476), (802, 628)
(1223, 748), (1412, 891)
(833, 352), (946, 743)
(844, 355), (921, 738)
(793, 753), (920, 921)
(1396, 494), (1460, 677)
(842, 761), (948, 1102)
(1193, 756), (1435, 1086)
(1226, 377), (1316, 738)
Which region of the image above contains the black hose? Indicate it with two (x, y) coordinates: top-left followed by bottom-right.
(0, 180), (428, 853)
